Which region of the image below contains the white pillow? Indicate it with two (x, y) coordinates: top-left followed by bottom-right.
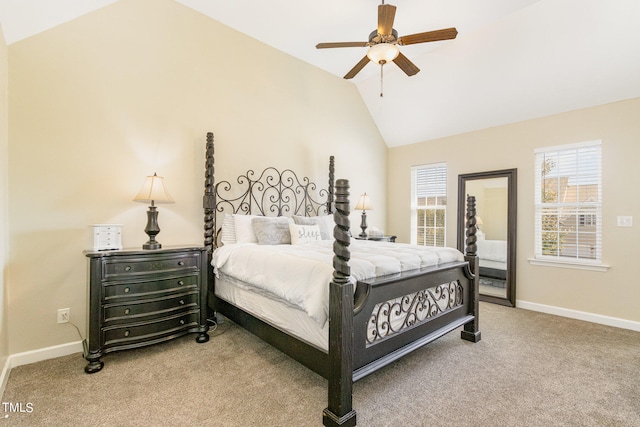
(220, 214), (237, 245)
(292, 215), (334, 240)
(289, 223), (322, 244)
(234, 214), (261, 243)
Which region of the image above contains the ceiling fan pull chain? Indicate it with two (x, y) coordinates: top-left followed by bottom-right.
(380, 64), (384, 97)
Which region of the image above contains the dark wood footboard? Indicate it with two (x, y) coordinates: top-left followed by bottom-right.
(352, 260), (477, 379)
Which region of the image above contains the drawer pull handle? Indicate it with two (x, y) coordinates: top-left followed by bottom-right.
(124, 308), (130, 315)
(180, 320), (185, 325)
(124, 266), (132, 272)
(124, 330), (130, 337)
(179, 300), (185, 305)
(124, 287), (130, 293)
(177, 280), (184, 286)
(178, 261), (185, 266)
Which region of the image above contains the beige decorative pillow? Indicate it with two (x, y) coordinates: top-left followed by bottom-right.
(251, 216), (293, 245)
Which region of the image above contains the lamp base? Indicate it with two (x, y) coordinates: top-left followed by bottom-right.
(142, 205), (162, 250)
(142, 241), (162, 250)
(359, 211), (368, 238)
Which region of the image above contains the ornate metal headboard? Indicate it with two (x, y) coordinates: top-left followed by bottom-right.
(203, 132), (335, 253)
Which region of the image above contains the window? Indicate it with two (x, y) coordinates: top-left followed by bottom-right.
(534, 141), (602, 265)
(411, 163), (446, 247)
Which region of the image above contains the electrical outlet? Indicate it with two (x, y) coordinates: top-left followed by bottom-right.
(57, 308), (70, 324)
(617, 216), (633, 227)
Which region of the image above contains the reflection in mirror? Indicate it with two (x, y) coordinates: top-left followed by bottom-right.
(467, 178), (508, 299)
(458, 169), (517, 307)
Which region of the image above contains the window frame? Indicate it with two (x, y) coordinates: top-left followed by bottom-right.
(530, 140), (609, 271)
(410, 163), (447, 247)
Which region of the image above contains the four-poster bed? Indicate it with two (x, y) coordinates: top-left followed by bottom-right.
(202, 132), (481, 426)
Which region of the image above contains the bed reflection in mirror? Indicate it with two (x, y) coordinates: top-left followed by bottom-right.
(458, 169), (517, 307)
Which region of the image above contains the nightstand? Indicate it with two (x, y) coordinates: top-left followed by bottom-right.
(83, 246), (209, 373)
(355, 235), (397, 242)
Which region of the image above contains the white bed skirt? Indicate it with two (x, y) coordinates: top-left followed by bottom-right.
(215, 274), (330, 351)
(215, 271), (465, 354)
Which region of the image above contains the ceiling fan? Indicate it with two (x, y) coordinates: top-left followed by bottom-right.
(316, 1), (458, 80)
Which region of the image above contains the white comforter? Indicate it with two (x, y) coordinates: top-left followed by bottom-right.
(476, 239), (507, 263)
(212, 240), (464, 327)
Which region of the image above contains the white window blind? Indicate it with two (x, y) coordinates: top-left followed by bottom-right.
(411, 163), (447, 247)
(534, 141), (602, 263)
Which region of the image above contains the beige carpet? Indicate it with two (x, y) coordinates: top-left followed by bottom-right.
(2, 303), (639, 426)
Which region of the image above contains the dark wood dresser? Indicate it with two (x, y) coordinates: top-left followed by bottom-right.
(83, 246), (209, 373)
(355, 235), (397, 242)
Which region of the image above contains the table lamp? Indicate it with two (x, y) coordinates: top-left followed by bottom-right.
(355, 193), (372, 238)
(133, 173), (174, 249)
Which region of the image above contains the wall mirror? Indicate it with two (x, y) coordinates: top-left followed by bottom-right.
(457, 169), (517, 307)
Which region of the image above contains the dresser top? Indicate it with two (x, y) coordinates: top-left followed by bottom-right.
(84, 245), (206, 258)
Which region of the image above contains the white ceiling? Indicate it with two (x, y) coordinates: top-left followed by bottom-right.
(2, 0), (640, 147)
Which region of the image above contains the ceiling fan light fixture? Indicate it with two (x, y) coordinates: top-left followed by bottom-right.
(367, 43), (399, 64)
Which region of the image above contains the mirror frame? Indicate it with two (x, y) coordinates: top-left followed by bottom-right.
(457, 169), (517, 307)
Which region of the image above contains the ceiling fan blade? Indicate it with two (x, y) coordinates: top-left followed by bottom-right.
(398, 27), (458, 45)
(377, 4), (397, 37)
(393, 52), (420, 76)
(343, 56), (370, 79)
(316, 41), (369, 49)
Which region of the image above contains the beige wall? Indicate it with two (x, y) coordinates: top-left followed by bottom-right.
(7, 0), (386, 354)
(465, 178), (508, 241)
(388, 97), (640, 323)
(0, 23), (9, 364)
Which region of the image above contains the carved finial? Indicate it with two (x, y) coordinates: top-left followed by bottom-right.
(332, 178), (350, 282)
(465, 194), (477, 257)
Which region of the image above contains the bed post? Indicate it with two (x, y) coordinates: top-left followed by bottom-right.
(323, 178), (356, 427)
(203, 132), (216, 323)
(461, 194), (481, 343)
(327, 156), (335, 214)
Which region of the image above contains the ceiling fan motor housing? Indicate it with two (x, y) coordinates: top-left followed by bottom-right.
(368, 29), (398, 45)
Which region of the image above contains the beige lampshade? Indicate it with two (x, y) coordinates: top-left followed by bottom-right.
(355, 193), (372, 211)
(367, 43), (400, 64)
(133, 173), (174, 204)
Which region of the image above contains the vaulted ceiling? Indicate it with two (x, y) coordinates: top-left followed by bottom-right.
(2, 0), (640, 147)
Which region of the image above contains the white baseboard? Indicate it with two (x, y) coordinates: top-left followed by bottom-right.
(0, 356), (10, 399)
(516, 300), (640, 332)
(0, 341), (83, 398)
(7, 341), (83, 368)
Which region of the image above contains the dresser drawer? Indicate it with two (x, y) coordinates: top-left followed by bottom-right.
(103, 310), (199, 347)
(103, 253), (200, 279)
(103, 274), (198, 302)
(103, 291), (199, 324)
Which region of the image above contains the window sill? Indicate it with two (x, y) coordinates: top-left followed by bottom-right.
(528, 257), (610, 272)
